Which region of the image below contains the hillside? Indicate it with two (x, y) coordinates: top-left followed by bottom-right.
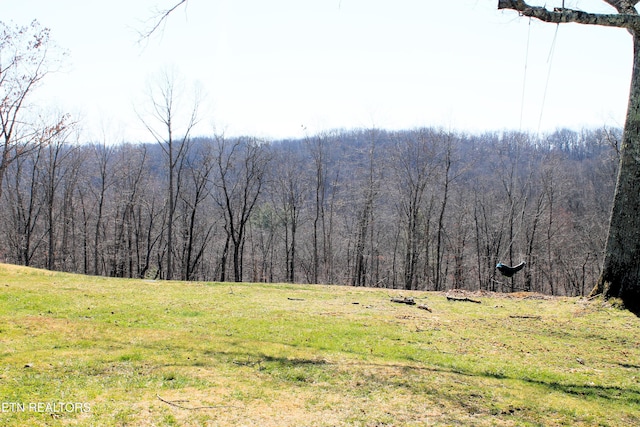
(0, 263), (638, 426)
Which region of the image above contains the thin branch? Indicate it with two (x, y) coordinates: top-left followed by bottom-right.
(139, 0), (188, 41)
(156, 394), (241, 410)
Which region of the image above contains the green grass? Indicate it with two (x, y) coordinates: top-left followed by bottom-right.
(0, 263), (639, 426)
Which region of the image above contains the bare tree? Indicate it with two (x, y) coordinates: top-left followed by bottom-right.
(3, 142), (45, 266)
(433, 132), (460, 291)
(106, 144), (153, 278)
(178, 141), (216, 281)
(212, 136), (270, 282)
(0, 20), (70, 202)
(351, 130), (381, 287)
(87, 142), (115, 275)
(305, 133), (341, 284)
(57, 135), (85, 272)
(272, 143), (307, 283)
(306, 134), (328, 285)
(498, 0), (640, 312)
(41, 126), (75, 271)
(392, 129), (438, 290)
(137, 67), (200, 280)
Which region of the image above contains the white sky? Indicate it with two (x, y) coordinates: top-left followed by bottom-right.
(4, 0), (634, 142)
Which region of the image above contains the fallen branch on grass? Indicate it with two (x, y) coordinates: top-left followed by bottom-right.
(446, 295), (481, 304)
(417, 304), (432, 312)
(156, 394), (241, 410)
(509, 315), (542, 320)
(390, 297), (416, 305)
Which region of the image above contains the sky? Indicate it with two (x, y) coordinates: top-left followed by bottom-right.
(3, 0), (634, 142)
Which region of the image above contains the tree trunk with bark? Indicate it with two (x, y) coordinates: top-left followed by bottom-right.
(498, 0), (640, 313)
(592, 32), (640, 312)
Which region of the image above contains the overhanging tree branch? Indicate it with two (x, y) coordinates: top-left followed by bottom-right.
(498, 0), (640, 31)
(138, 0), (188, 41)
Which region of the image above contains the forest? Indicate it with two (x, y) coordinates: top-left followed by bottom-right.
(0, 126), (621, 296)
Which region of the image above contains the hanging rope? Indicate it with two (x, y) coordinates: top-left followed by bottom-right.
(498, 196), (526, 260)
(537, 22), (560, 133)
(520, 17), (532, 130)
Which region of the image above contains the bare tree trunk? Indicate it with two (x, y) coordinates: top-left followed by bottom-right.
(59, 148), (84, 272)
(219, 233), (230, 282)
(310, 137), (325, 284)
(167, 136), (175, 280)
(44, 139), (70, 271)
(288, 210), (297, 283)
(9, 146), (44, 267)
(92, 144), (112, 275)
(434, 140), (452, 291)
(524, 191), (544, 293)
(352, 134), (378, 286)
(592, 33), (640, 311)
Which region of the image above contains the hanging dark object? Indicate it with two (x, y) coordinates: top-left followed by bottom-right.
(496, 261), (526, 277)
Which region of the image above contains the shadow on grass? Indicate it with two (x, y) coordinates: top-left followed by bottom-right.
(339, 359), (640, 409)
(618, 362), (640, 369)
(261, 354), (329, 366)
(209, 347), (640, 408)
(219, 352), (332, 384)
(210, 349), (327, 366)
(520, 376), (640, 405)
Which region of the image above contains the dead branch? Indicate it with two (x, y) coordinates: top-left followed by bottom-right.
(446, 295), (481, 304)
(139, 0), (188, 41)
(156, 394), (240, 410)
(390, 297), (416, 305)
(417, 304), (432, 312)
(509, 315), (542, 319)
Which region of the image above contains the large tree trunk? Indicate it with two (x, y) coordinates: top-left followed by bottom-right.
(591, 33), (640, 313)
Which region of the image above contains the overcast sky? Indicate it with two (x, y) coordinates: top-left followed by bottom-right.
(5, 0), (634, 142)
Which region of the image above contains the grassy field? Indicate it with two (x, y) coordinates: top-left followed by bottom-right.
(0, 263), (638, 426)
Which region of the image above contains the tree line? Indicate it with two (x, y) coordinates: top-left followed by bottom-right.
(0, 126), (620, 296)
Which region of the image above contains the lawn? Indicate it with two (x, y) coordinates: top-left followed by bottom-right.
(0, 263), (638, 426)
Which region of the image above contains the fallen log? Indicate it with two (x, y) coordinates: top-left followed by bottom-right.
(390, 297), (416, 305)
(417, 304), (432, 312)
(446, 295), (481, 304)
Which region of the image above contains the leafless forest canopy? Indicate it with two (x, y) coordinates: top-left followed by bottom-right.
(0, 127), (620, 295)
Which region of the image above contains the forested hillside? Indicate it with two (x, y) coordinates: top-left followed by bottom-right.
(0, 127), (619, 295)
